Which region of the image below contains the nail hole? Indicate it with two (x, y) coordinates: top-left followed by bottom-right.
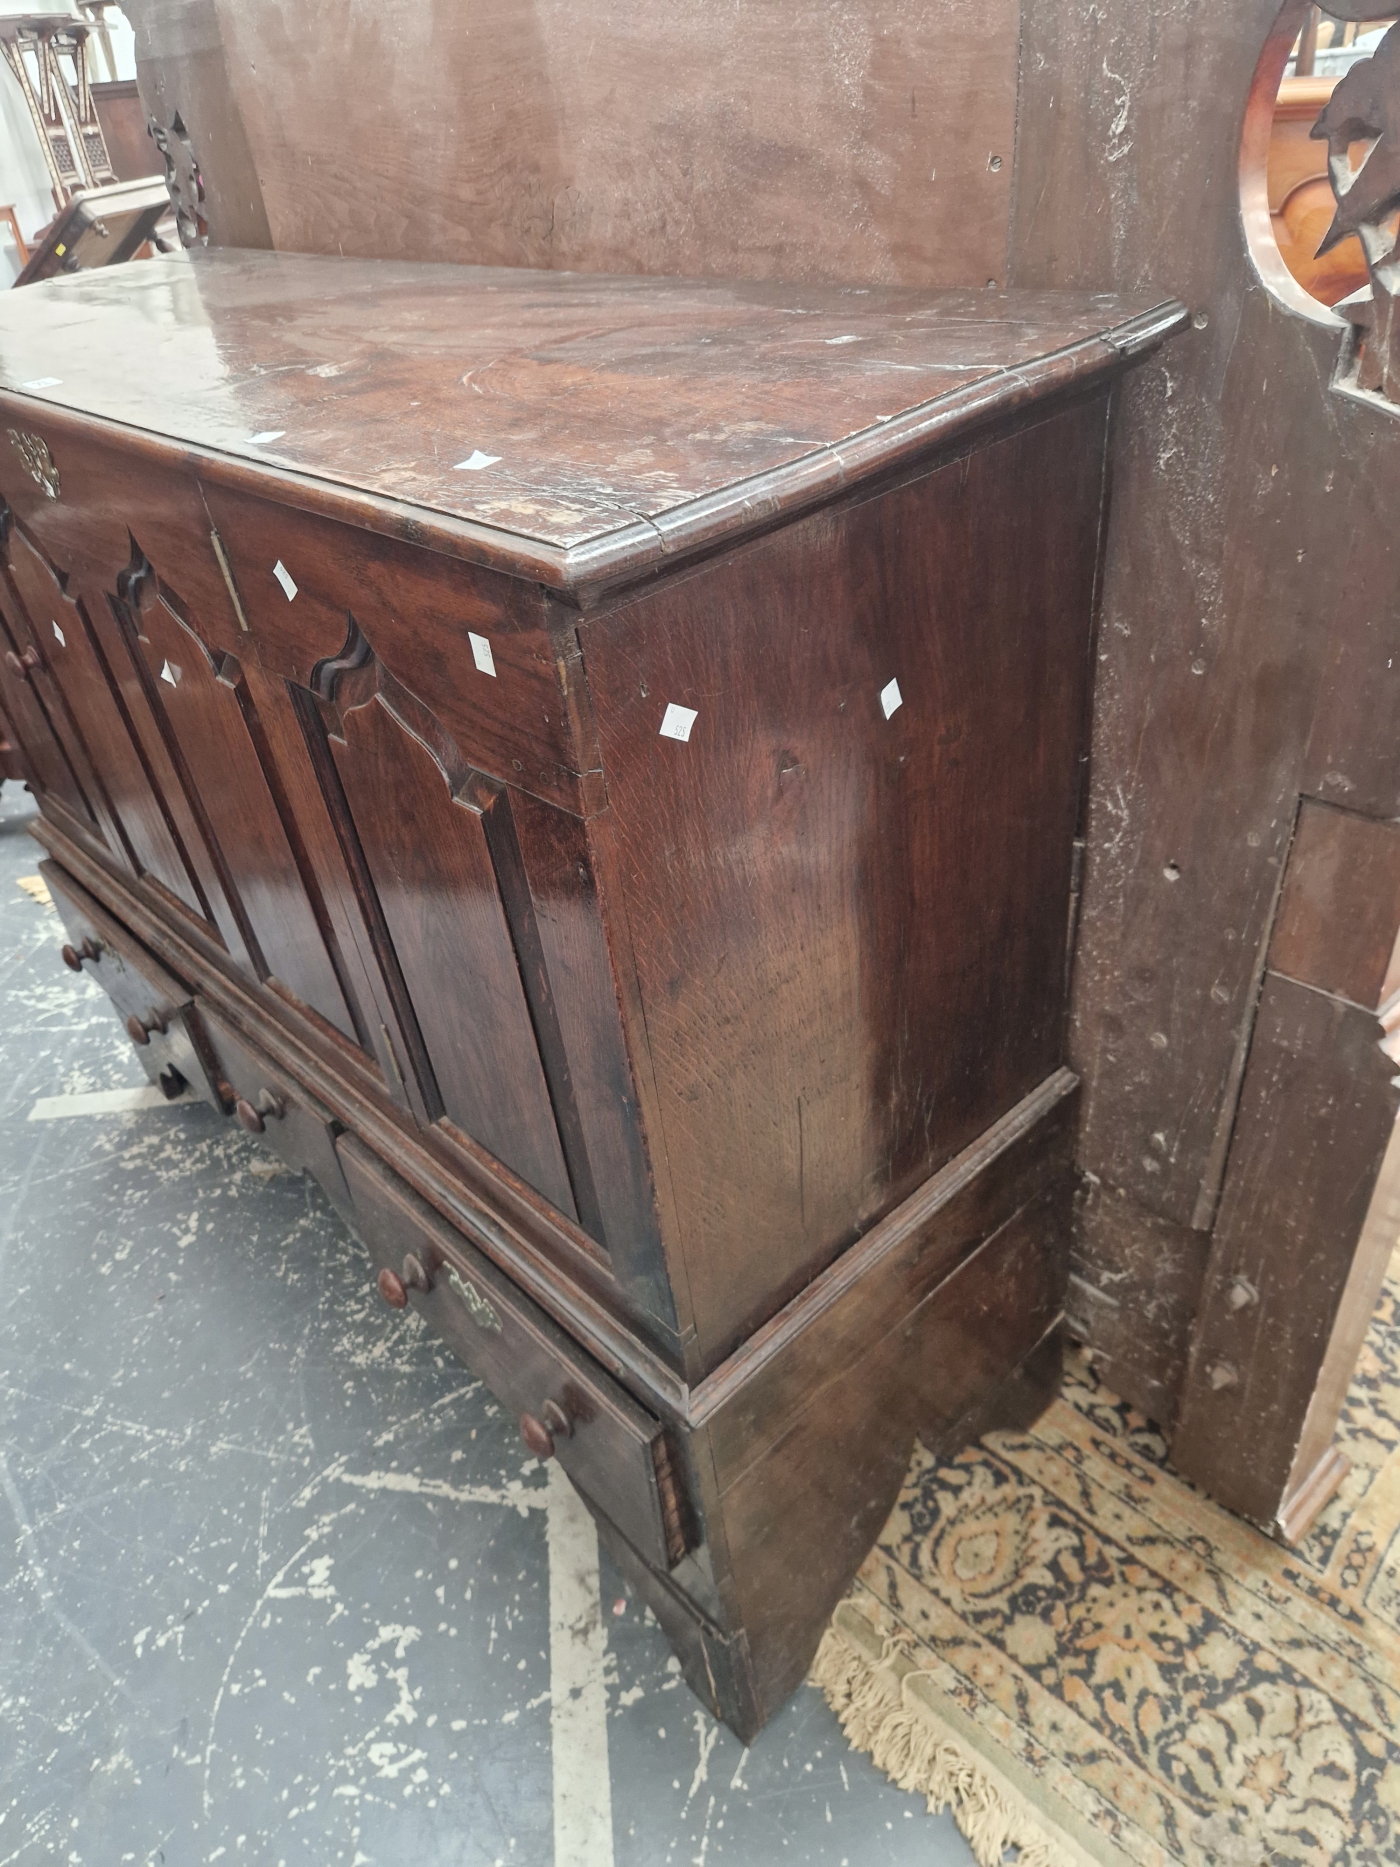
(1163, 861), (1181, 882)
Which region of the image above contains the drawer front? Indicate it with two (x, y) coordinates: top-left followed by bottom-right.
(44, 859), (222, 1108)
(338, 1135), (687, 1569)
(199, 1007), (353, 1223)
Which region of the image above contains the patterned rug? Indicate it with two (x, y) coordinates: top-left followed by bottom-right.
(811, 1247), (1400, 1867)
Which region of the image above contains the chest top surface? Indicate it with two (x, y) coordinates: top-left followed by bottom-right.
(0, 250), (1182, 589)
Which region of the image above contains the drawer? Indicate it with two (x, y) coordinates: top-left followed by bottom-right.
(338, 1135), (689, 1569)
(43, 860), (222, 1108)
(199, 1007), (353, 1224)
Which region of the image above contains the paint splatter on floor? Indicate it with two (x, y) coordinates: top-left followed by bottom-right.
(0, 785), (974, 1865)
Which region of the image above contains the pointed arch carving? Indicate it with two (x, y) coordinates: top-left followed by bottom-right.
(110, 532), (363, 1043)
(302, 612), (600, 1230)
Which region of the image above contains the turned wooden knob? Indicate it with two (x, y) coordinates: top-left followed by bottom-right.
(61, 937), (100, 972)
(235, 1089), (284, 1133)
(125, 1011), (161, 1046)
(5, 646), (38, 676)
(377, 1266), (408, 1309)
(520, 1400), (573, 1460)
(520, 1412), (555, 1459)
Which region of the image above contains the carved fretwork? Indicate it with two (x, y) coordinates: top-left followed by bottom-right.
(7, 431), (59, 501)
(0, 20), (116, 206)
(1313, 20), (1400, 404)
(149, 110), (208, 248)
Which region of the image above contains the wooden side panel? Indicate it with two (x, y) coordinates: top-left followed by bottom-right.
(1067, 1179), (1210, 1433)
(1173, 975), (1400, 1526)
(325, 678), (577, 1220)
(130, 0), (1018, 292)
(709, 1210), (1066, 1716)
(584, 403), (1107, 1367)
(1173, 803), (1400, 1527)
(1269, 799), (1400, 1009)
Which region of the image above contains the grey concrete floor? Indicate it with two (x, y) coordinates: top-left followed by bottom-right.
(0, 784), (978, 1867)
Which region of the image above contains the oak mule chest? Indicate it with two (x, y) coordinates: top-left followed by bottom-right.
(0, 252), (1182, 1736)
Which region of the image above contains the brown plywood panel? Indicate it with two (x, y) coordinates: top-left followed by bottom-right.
(1269, 800), (1400, 1010)
(129, 0), (1017, 291)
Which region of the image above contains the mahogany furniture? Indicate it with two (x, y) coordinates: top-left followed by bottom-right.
(0, 250), (1181, 1734)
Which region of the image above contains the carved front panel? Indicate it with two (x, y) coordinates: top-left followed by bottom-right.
(1, 515), (212, 919)
(306, 623), (579, 1219)
(112, 541), (362, 1045)
(0, 581), (95, 830)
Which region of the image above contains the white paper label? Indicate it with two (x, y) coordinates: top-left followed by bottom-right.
(51, 621), (64, 647)
(160, 659), (179, 687)
(468, 631), (497, 678)
(20, 377), (61, 391)
(246, 430), (285, 445)
(272, 560), (298, 601)
(659, 703), (698, 743)
(453, 451), (501, 472)
(880, 678), (903, 720)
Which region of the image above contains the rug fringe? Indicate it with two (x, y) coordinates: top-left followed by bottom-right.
(810, 1620), (1081, 1867)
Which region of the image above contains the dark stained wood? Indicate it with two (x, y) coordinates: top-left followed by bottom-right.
(0, 253), (1180, 588)
(2, 514), (208, 917)
(506, 786), (671, 1326)
(315, 654), (578, 1218)
(134, 13), (272, 251)
(37, 803), (677, 1381)
(1174, 974), (1400, 1528)
(112, 544), (361, 1039)
(6, 248), (1175, 1733)
(0, 580), (99, 831)
(198, 484), (594, 816)
(128, 0), (1020, 291)
(43, 858), (223, 1110)
(200, 1005), (354, 1223)
(713, 1222), (1065, 1716)
(339, 1133), (681, 1573)
(584, 401), (1107, 1368)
